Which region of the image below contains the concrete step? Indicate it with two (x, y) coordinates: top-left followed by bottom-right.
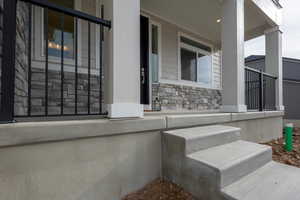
(164, 125), (241, 154)
(222, 161), (300, 200)
(187, 140), (272, 188)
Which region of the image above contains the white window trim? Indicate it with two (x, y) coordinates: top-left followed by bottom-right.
(140, 13), (162, 109)
(150, 21), (162, 84)
(31, 0), (102, 74)
(177, 32), (214, 89)
(148, 20), (162, 110)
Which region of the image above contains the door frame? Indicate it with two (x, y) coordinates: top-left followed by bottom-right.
(141, 13), (162, 110)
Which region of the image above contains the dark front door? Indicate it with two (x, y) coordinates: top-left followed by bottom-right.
(140, 15), (149, 105)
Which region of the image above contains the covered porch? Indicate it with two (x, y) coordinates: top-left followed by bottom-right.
(139, 0), (283, 114)
(0, 0), (284, 122)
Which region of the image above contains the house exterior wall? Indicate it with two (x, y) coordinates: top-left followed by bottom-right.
(245, 58), (265, 71)
(144, 12), (223, 111)
(149, 13), (222, 88)
(0, 1), (104, 116)
(0, 0), (29, 116)
(152, 83), (221, 111)
(283, 80), (300, 120)
(14, 1), (29, 116)
(1, 4), (224, 115)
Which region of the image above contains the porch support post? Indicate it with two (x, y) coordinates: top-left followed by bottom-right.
(221, 0), (247, 113)
(265, 27), (284, 111)
(103, 0), (143, 118)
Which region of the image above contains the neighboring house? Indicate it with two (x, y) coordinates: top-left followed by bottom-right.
(246, 55), (300, 126)
(2, 1), (299, 200)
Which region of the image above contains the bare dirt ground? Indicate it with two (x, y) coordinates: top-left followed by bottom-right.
(122, 179), (196, 200)
(123, 129), (300, 200)
(263, 128), (300, 168)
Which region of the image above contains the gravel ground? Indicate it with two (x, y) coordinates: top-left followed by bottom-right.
(263, 128), (300, 167)
(122, 179), (195, 200)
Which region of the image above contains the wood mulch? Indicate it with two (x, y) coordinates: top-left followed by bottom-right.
(262, 128), (300, 168)
(122, 179), (196, 200)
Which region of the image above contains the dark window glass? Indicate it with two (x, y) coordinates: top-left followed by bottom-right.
(181, 48), (197, 82)
(45, 0), (75, 59)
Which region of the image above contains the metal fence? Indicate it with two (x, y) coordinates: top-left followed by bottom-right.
(245, 67), (277, 111)
(0, 0), (111, 122)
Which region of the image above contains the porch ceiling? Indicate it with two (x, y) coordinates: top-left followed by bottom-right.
(141, 0), (273, 45)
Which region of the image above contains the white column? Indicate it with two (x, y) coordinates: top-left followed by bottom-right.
(265, 27), (284, 111)
(103, 0), (143, 118)
(221, 0), (247, 113)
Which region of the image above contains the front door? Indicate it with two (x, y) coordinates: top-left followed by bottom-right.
(140, 15), (150, 105)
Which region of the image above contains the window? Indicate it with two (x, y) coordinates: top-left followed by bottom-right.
(180, 35), (212, 86)
(151, 23), (160, 83)
(46, 0), (75, 59)
(33, 0), (102, 70)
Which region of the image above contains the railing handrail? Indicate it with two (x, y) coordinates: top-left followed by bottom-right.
(19, 0), (111, 28)
(245, 66), (277, 79)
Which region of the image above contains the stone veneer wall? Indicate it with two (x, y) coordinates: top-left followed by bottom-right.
(31, 68), (102, 115)
(0, 1), (29, 115)
(0, 2), (103, 116)
(14, 1), (30, 116)
(152, 83), (222, 111)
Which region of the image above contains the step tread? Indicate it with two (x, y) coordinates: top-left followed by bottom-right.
(222, 161), (300, 200)
(187, 140), (271, 170)
(164, 125), (240, 140)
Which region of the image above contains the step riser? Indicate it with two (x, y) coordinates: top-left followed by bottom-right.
(221, 148), (272, 187)
(186, 130), (241, 154)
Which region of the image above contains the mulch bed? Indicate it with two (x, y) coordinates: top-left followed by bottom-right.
(263, 128), (300, 168)
(122, 179), (196, 200)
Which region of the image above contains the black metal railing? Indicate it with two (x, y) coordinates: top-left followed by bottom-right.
(0, 0), (111, 122)
(245, 67), (277, 111)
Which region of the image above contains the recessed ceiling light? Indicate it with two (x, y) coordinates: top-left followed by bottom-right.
(217, 19), (221, 23)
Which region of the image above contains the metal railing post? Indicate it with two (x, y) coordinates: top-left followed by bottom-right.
(259, 70), (264, 112)
(0, 0), (17, 123)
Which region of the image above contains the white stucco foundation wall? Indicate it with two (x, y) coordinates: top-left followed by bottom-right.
(0, 131), (162, 200)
